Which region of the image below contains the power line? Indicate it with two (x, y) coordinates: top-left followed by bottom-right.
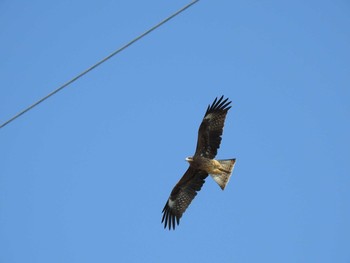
(0, 0), (200, 129)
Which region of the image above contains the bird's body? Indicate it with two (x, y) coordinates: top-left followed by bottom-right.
(186, 156), (228, 175)
(162, 96), (236, 230)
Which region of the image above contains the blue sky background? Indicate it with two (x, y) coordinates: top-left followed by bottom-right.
(1, 0), (349, 262)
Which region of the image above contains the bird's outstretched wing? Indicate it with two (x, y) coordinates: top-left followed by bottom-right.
(194, 96), (232, 159)
(162, 167), (208, 230)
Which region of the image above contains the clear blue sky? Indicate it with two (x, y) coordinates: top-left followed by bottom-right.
(1, 0), (349, 262)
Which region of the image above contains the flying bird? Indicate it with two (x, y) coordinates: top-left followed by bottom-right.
(162, 96), (236, 230)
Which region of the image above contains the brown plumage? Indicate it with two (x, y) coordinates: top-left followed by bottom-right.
(162, 96), (236, 230)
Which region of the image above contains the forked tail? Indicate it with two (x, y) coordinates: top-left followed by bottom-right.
(210, 159), (236, 190)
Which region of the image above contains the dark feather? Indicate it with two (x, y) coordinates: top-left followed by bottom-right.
(195, 96), (232, 159)
(161, 167), (208, 230)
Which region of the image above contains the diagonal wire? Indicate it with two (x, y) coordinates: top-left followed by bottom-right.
(0, 0), (200, 129)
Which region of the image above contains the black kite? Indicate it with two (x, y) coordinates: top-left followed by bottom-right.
(162, 96), (236, 230)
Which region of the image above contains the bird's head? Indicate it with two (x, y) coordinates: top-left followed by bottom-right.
(185, 156), (194, 163)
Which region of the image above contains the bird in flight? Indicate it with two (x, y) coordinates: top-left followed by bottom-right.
(162, 96), (236, 230)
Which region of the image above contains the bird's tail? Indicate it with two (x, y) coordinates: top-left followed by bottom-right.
(210, 159), (236, 190)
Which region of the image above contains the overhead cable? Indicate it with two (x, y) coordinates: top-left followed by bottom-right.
(0, 0), (200, 129)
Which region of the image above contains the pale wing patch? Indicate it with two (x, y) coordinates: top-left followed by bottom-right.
(168, 198), (175, 208)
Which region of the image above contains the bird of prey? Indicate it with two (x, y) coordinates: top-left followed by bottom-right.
(162, 96), (236, 230)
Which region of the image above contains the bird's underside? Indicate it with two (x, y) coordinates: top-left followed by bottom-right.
(161, 96), (236, 230)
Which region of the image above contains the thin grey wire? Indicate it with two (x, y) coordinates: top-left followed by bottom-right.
(0, 0), (199, 129)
